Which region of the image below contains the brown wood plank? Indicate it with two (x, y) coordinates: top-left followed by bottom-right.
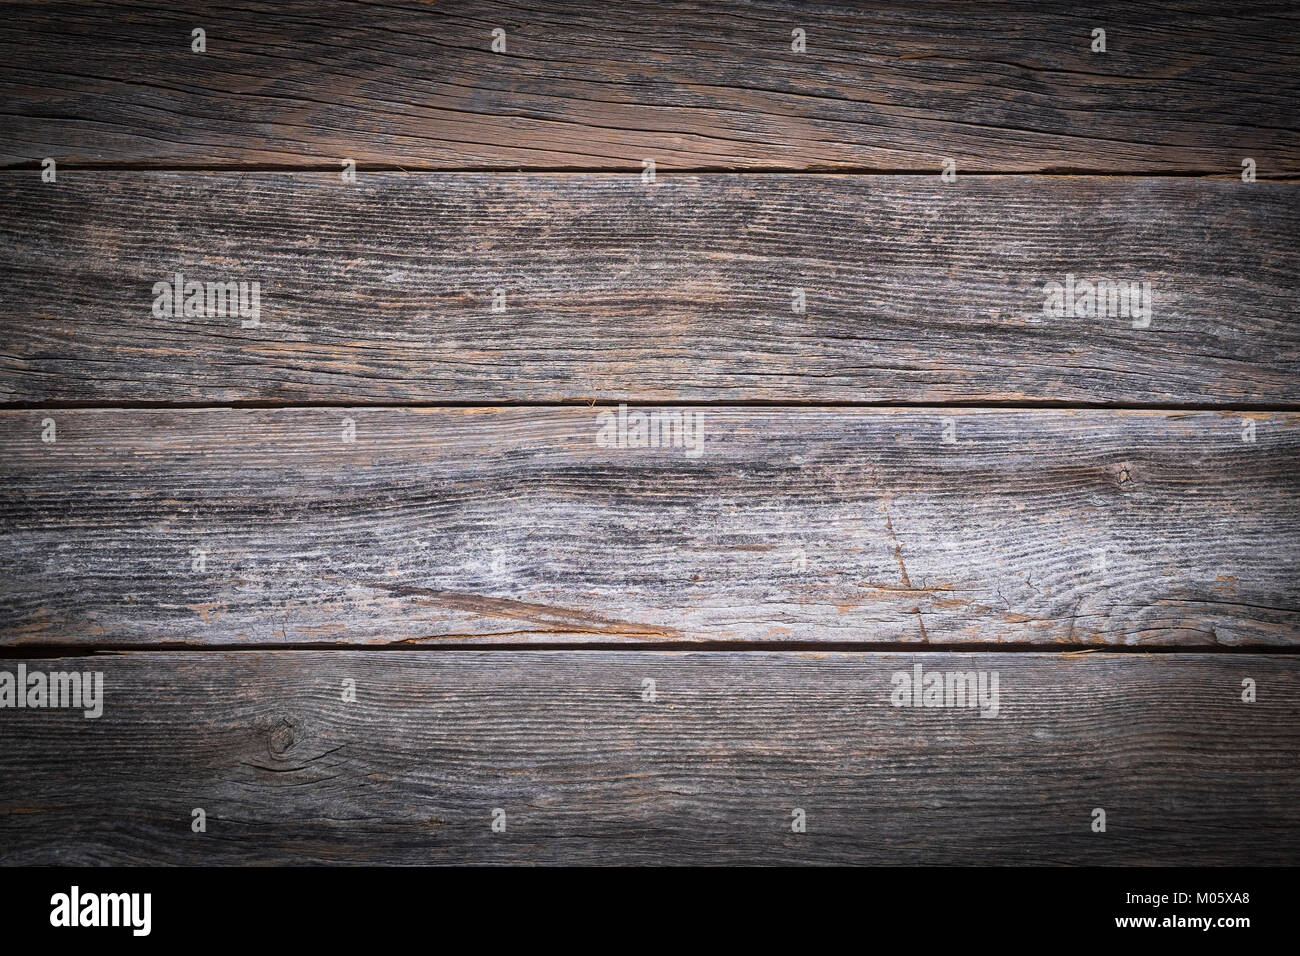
(2, 408), (1296, 648)
(1, 172), (1296, 404)
(0, 650), (1294, 865)
(1, 1), (1297, 172)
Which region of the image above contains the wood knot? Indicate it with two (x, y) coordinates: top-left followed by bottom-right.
(268, 716), (297, 756)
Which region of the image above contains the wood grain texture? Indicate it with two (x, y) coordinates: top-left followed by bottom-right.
(2, 172), (1297, 405)
(2, 408), (1296, 648)
(1, 0), (1297, 172)
(0, 651), (1294, 865)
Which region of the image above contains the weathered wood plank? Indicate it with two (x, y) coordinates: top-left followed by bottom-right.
(2, 408), (1296, 647)
(1, 173), (1296, 404)
(0, 651), (1294, 865)
(1, 1), (1297, 172)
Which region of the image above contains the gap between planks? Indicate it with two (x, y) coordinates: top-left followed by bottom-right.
(4, 644), (1300, 658)
(5, 164), (1298, 179)
(6, 401), (1300, 412)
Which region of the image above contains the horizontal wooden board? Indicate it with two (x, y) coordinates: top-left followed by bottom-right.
(1, 173), (1297, 405)
(2, 408), (1296, 648)
(1, 1), (1297, 172)
(0, 651), (1295, 865)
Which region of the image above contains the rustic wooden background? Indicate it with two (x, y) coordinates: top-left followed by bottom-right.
(1, 0), (1297, 865)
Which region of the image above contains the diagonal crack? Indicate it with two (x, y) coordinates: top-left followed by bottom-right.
(326, 575), (686, 640)
(875, 488), (929, 643)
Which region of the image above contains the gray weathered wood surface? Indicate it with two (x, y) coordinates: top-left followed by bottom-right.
(2, 1), (1297, 172)
(1, 651), (1294, 865)
(3, 408), (1296, 648)
(1, 173), (1297, 405)
(1, 0), (1296, 871)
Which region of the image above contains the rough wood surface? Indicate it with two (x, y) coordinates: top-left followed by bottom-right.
(2, 408), (1296, 648)
(2, 173), (1297, 405)
(2, 1), (1297, 172)
(0, 651), (1294, 865)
